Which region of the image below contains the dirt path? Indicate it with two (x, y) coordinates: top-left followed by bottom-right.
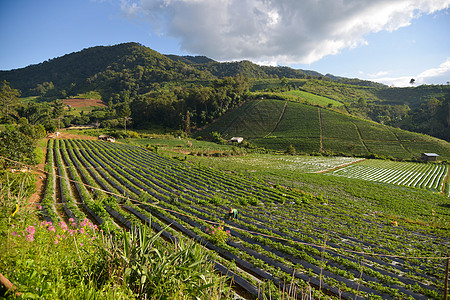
(263, 101), (288, 138)
(318, 108), (324, 153)
(351, 121), (370, 153)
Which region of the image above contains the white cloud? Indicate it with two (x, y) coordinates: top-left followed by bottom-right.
(371, 58), (450, 87)
(121, 0), (450, 64)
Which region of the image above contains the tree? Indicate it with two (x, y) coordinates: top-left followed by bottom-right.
(118, 103), (132, 132)
(0, 81), (20, 123)
(409, 78), (415, 85)
(0, 127), (36, 168)
(286, 144), (296, 155)
(53, 99), (65, 129)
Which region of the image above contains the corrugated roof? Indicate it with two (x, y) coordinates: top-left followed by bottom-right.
(422, 153), (439, 157)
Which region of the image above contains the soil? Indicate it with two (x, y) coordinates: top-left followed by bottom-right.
(28, 162), (46, 208)
(53, 130), (97, 140)
(62, 98), (106, 108)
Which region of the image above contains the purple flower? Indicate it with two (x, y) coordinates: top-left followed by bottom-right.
(26, 226), (36, 235)
(11, 231), (18, 236)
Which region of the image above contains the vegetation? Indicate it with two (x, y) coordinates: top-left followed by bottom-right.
(196, 98), (450, 160)
(0, 42), (449, 141)
(0, 170), (231, 299)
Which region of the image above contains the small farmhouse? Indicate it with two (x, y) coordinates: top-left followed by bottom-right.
(98, 135), (116, 142)
(230, 137), (244, 143)
(421, 153), (439, 162)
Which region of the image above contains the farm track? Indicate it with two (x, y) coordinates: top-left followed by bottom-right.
(40, 139), (449, 300)
(318, 108), (324, 153)
(386, 127), (415, 158)
(351, 121), (370, 153)
(263, 100), (288, 138)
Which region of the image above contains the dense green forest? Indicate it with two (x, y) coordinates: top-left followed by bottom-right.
(0, 42), (448, 141)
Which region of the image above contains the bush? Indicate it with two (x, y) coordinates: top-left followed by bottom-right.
(206, 222), (231, 245)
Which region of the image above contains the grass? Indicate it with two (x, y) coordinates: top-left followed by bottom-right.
(283, 90), (344, 107)
(0, 171), (232, 299)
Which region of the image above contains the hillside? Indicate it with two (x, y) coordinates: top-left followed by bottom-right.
(0, 42), (448, 141)
(0, 42), (212, 98)
(195, 98), (450, 160)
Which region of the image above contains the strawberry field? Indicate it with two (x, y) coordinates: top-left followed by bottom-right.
(327, 159), (448, 193)
(40, 139), (449, 299)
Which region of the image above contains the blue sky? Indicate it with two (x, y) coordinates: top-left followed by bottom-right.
(1, 0), (449, 87)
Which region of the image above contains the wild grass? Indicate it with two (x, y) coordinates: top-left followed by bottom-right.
(0, 171), (232, 299)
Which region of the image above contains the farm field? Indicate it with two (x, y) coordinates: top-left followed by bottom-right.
(327, 159), (449, 193)
(178, 153), (363, 174)
(283, 90), (344, 107)
(197, 99), (450, 160)
(37, 138), (450, 299)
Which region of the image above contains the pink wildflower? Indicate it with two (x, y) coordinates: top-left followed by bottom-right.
(11, 224), (15, 229)
(37, 205), (42, 210)
(48, 225), (56, 233)
(69, 218), (74, 223)
(54, 239), (59, 244)
(26, 234), (34, 242)
(11, 231), (18, 236)
(71, 222), (77, 228)
(59, 221), (68, 231)
(79, 228), (85, 235)
(26, 226), (36, 235)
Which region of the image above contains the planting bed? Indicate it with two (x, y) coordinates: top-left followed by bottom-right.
(41, 139), (449, 299)
(327, 159), (448, 193)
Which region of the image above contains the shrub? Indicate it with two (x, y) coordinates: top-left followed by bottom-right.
(206, 222), (231, 245)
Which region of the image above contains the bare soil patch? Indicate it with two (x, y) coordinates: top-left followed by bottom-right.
(62, 98), (106, 108)
(54, 130), (97, 140)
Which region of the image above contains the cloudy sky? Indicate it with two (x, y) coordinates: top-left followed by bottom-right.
(1, 0), (449, 87)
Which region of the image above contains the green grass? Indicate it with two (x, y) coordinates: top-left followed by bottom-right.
(271, 102), (320, 138)
(196, 99), (286, 139)
(283, 90), (344, 107)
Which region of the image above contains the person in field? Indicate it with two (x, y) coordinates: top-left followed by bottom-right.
(228, 208), (238, 220)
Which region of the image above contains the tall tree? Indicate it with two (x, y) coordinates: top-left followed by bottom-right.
(53, 99), (65, 129)
(0, 81), (20, 123)
(118, 103), (132, 132)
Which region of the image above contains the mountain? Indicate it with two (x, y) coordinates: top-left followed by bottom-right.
(0, 42), (213, 98)
(0, 42), (448, 141)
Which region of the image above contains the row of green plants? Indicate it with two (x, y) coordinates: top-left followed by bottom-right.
(46, 139), (450, 298)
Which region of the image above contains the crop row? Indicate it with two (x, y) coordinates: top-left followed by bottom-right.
(328, 159), (448, 192)
(53, 139), (449, 299)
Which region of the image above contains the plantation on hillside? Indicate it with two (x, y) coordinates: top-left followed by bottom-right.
(327, 159), (448, 193)
(197, 98), (450, 160)
(27, 138), (450, 299)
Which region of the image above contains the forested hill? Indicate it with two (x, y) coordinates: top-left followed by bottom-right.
(0, 43), (212, 98)
(166, 54), (323, 79)
(1, 42), (382, 99)
(0, 42), (448, 141)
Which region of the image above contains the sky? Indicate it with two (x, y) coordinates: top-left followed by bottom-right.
(1, 0), (449, 87)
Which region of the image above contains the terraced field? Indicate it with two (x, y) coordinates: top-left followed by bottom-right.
(40, 138), (450, 299)
(196, 99), (450, 160)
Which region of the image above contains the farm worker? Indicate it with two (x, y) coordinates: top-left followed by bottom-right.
(228, 208), (238, 220)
